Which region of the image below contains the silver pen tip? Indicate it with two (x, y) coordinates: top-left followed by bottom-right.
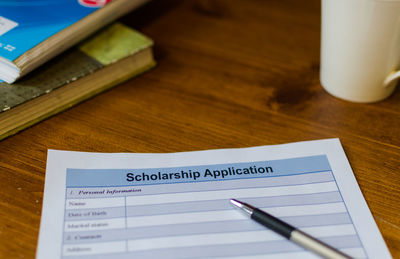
(230, 199), (254, 215)
(230, 199), (244, 208)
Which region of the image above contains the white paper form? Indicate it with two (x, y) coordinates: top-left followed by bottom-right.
(36, 139), (392, 259)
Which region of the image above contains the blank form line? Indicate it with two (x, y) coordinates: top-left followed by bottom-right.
(125, 199), (344, 218)
(125, 179), (335, 200)
(126, 181), (338, 206)
(126, 224), (356, 252)
(213, 247), (366, 259)
(126, 202), (347, 228)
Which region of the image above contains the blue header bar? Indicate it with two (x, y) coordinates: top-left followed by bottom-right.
(66, 155), (331, 187)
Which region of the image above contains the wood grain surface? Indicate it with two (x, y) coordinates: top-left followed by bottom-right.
(1, 0), (399, 258)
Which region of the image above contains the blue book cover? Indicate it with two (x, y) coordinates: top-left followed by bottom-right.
(0, 0), (109, 62)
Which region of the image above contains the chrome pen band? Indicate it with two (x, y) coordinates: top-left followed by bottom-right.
(291, 230), (352, 259)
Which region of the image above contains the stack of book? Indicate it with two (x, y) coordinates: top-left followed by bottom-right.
(0, 0), (156, 140)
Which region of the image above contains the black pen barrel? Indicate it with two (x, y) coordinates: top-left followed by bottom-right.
(251, 208), (295, 239)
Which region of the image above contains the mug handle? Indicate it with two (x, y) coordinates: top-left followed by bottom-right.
(384, 70), (400, 87)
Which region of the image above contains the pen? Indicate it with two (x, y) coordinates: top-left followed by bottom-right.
(230, 199), (352, 259)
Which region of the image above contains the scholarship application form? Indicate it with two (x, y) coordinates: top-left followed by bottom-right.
(36, 139), (391, 259)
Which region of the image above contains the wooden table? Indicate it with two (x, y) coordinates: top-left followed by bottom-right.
(1, 0), (399, 257)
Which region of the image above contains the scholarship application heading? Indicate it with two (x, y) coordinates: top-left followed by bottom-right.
(66, 155), (330, 187)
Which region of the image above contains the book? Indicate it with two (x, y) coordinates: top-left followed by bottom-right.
(0, 0), (149, 83)
(0, 22), (155, 141)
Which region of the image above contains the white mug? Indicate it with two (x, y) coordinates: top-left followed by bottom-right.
(320, 0), (400, 103)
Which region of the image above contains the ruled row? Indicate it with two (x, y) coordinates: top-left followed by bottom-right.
(65, 191), (342, 221)
(64, 212), (351, 244)
(63, 229), (363, 258)
(66, 181), (338, 210)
